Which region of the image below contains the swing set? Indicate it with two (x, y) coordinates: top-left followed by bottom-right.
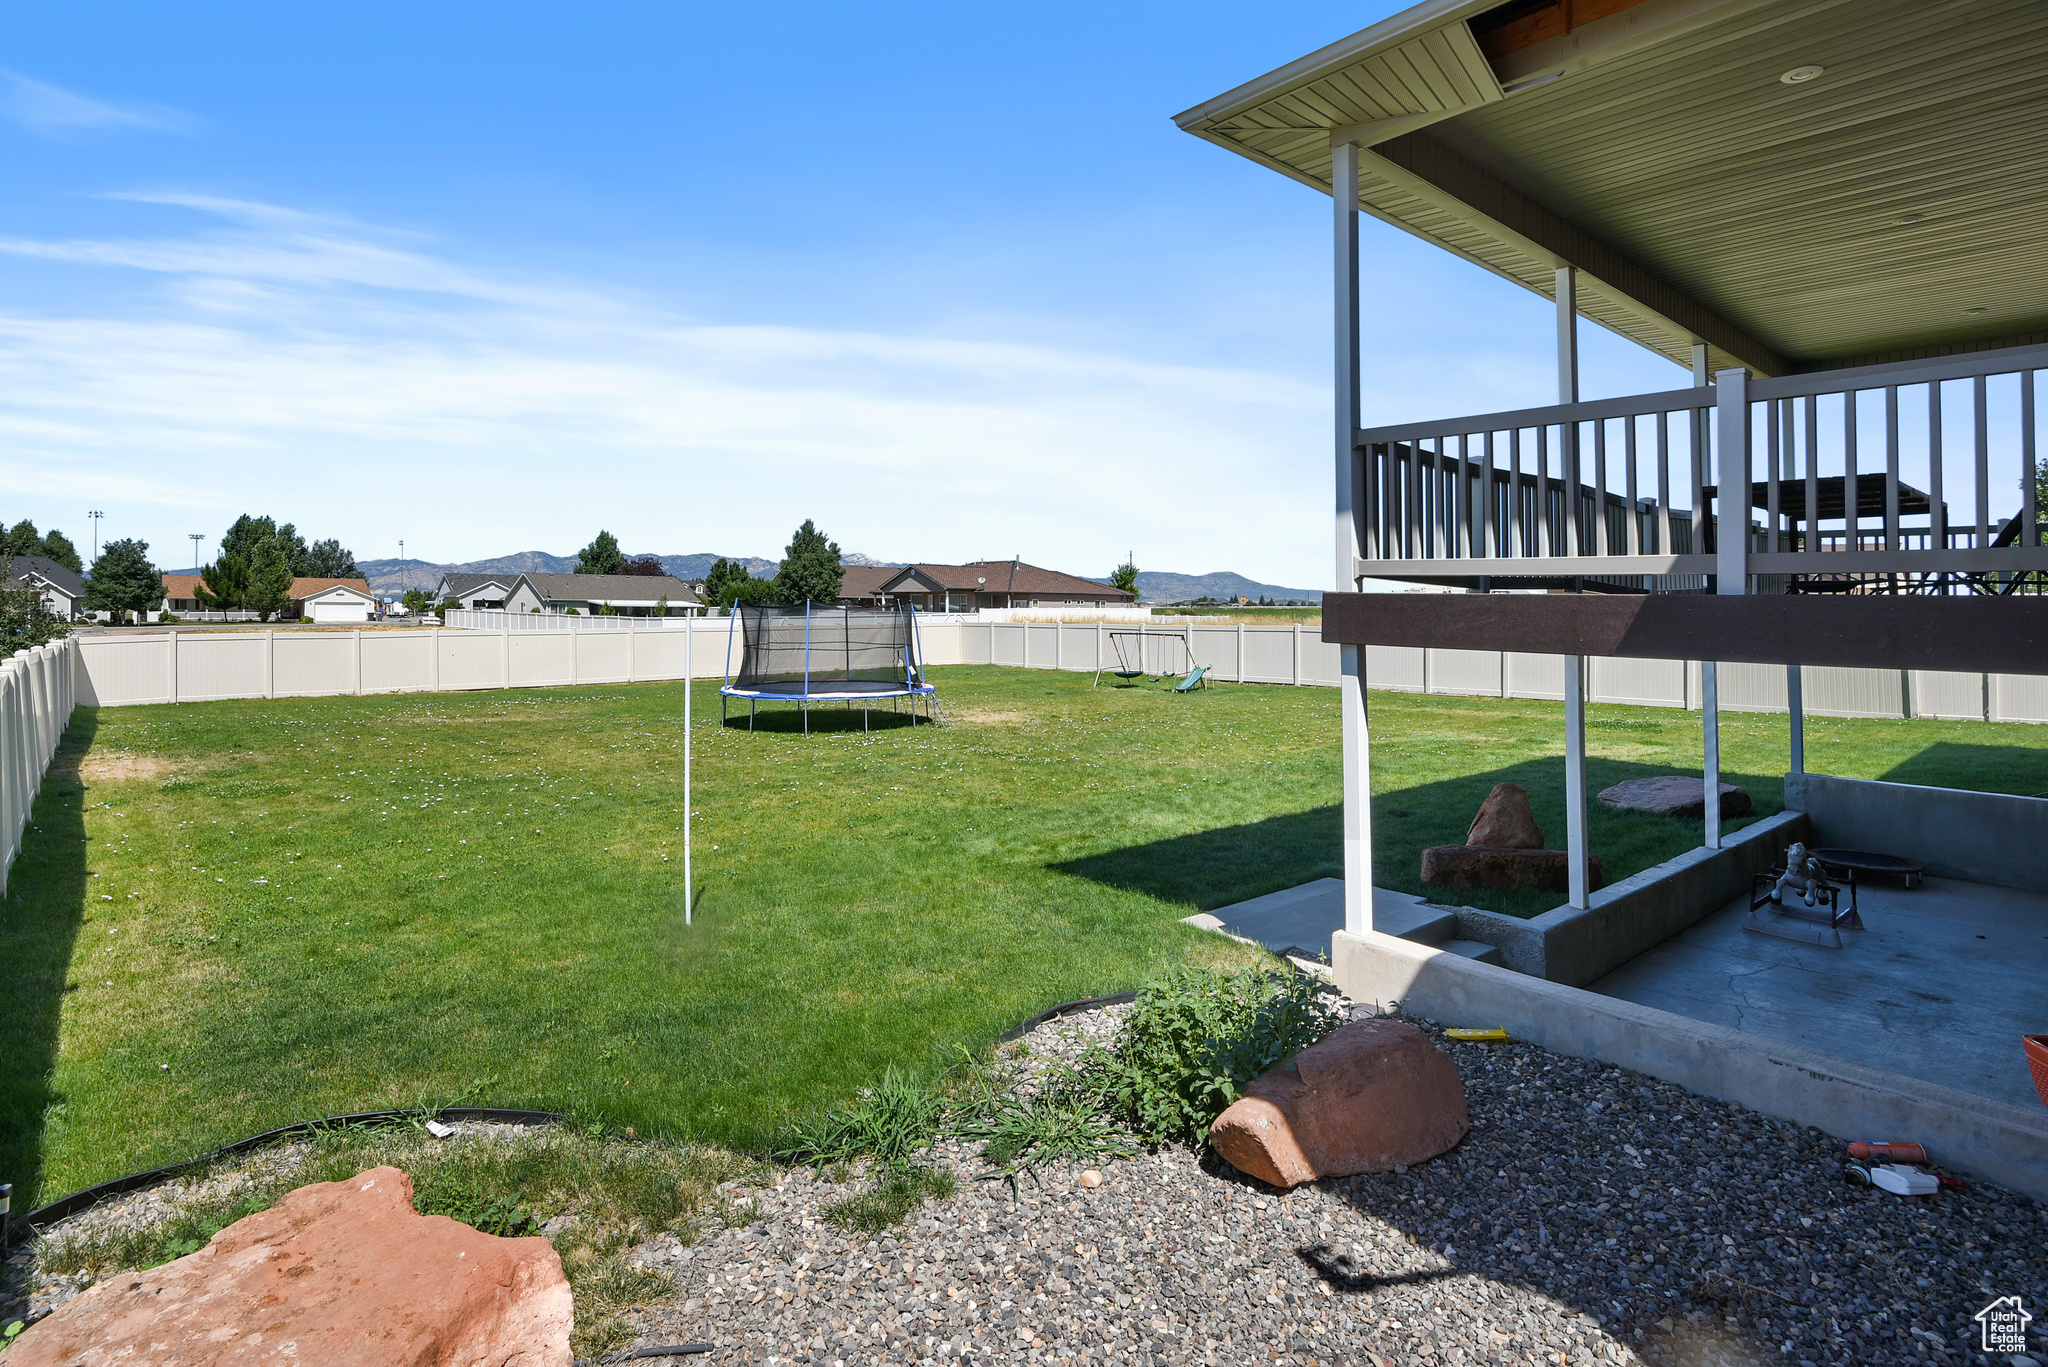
(1093, 631), (1207, 692)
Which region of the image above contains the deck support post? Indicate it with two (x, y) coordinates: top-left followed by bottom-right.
(1557, 267), (1591, 905)
(1564, 653), (1589, 908)
(1787, 663), (1805, 775)
(1334, 139), (1372, 937)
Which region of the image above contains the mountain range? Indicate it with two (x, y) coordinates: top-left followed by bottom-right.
(351, 553), (1321, 604)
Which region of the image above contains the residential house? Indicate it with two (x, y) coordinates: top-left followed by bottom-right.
(297, 580), (377, 624)
(160, 574), (375, 621)
(845, 560), (1134, 612)
(503, 572), (703, 617)
(5, 555), (87, 619)
(431, 572), (516, 609)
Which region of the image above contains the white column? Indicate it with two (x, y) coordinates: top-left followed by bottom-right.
(1565, 654), (1589, 908)
(1341, 644), (1372, 936)
(1557, 266), (1590, 901)
(1333, 138), (1371, 937)
(1702, 661), (1722, 849)
(1787, 664), (1805, 774)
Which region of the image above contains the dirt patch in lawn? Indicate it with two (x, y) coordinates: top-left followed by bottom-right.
(56, 751), (186, 784)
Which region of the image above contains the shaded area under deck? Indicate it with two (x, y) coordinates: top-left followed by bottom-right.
(1589, 875), (2048, 1112)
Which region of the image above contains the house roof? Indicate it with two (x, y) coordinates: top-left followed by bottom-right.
(517, 572), (701, 604)
(879, 561), (1134, 600)
(290, 577), (372, 599)
(160, 574), (373, 602)
(1175, 0), (2048, 373)
(435, 572), (515, 595)
(299, 581), (376, 603)
(7, 554), (86, 598)
(838, 566), (899, 599)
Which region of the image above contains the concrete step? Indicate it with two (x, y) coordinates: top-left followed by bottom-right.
(1375, 902), (1459, 947)
(1439, 938), (1504, 966)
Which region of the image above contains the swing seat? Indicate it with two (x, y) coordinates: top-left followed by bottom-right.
(1113, 669), (1145, 679)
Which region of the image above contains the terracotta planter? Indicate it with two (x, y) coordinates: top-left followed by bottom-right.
(2026, 1035), (2048, 1111)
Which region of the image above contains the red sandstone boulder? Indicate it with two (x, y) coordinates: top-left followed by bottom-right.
(1208, 1019), (1469, 1189)
(1463, 782), (1544, 850)
(1598, 775), (1753, 819)
(10, 1166), (572, 1367)
(1421, 844), (1605, 893)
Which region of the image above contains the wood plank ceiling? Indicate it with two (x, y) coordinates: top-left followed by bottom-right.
(1176, 0), (2048, 374)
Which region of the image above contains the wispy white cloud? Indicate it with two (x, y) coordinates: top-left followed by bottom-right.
(2, 72), (199, 138)
(0, 196), (1529, 583)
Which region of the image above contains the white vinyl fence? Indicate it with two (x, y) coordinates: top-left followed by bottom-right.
(3, 637), (80, 894)
(441, 609), (699, 631)
(70, 620), (2048, 724)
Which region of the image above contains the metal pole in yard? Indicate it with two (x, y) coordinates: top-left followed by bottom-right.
(684, 617), (693, 927)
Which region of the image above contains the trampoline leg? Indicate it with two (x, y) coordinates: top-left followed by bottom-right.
(749, 699), (756, 732)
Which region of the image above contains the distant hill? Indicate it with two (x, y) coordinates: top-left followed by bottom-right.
(353, 551), (1314, 604)
(1117, 570), (1323, 605)
(358, 552), (779, 596)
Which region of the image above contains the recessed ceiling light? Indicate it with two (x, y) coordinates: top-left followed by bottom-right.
(1780, 65), (1825, 84)
(1964, 307), (1989, 316)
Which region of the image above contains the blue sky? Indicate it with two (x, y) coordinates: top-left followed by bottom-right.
(2, 2), (1684, 586)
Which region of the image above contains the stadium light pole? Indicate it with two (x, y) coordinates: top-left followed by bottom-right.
(88, 510), (104, 559)
(189, 533), (203, 569)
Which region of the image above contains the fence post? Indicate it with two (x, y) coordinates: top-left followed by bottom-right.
(501, 630), (511, 688)
(354, 629), (364, 695)
(627, 628), (636, 684)
(1237, 622), (1245, 682)
(167, 630), (179, 705)
(431, 629), (441, 691)
(265, 630), (276, 699)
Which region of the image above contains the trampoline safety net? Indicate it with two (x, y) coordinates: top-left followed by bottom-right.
(728, 602), (923, 697)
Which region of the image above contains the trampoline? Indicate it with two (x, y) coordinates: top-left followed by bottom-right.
(720, 601), (943, 734)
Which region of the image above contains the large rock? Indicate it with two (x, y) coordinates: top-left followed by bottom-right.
(1208, 1019), (1469, 1189)
(1598, 775), (1753, 819)
(10, 1166), (571, 1367)
(1463, 782), (1544, 849)
(1421, 845), (1606, 893)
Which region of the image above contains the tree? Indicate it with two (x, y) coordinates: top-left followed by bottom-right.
(702, 557), (753, 606)
(2036, 452), (2048, 546)
(303, 539), (359, 578)
(1109, 559), (1139, 597)
(620, 554), (665, 576)
(40, 529), (82, 573)
(245, 537), (296, 621)
(219, 514), (278, 566)
(402, 588), (431, 615)
(84, 539), (165, 621)
(194, 553), (250, 612)
(575, 531), (626, 575)
(3, 520), (39, 558)
(772, 519), (843, 605)
(273, 522), (310, 577)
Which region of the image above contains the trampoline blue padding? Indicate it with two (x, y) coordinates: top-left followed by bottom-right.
(719, 601), (943, 732)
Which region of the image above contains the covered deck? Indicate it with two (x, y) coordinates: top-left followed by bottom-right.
(1177, 0), (2048, 1191)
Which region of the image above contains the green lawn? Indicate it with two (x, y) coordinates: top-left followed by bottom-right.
(5, 666), (2044, 1208)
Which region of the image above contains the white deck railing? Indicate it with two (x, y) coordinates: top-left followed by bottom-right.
(1352, 343), (2048, 592)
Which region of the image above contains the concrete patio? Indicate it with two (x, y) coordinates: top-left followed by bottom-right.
(1588, 874), (2048, 1112)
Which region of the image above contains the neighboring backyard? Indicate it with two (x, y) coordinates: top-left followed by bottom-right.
(6, 664), (2045, 1209)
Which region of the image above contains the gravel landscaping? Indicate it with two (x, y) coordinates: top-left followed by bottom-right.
(7, 1003), (2043, 1367)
